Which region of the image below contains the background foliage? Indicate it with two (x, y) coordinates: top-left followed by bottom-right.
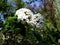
(0, 0), (60, 45)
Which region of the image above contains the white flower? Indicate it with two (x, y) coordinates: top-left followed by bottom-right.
(15, 8), (33, 22)
(15, 8), (45, 29)
(29, 13), (45, 29)
(58, 39), (60, 43)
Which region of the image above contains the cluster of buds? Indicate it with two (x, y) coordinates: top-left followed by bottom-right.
(15, 8), (45, 29)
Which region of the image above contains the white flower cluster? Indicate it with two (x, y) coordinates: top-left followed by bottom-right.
(15, 8), (45, 29)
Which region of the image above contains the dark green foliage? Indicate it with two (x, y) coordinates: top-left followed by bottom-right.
(0, 20), (3, 27)
(33, 31), (42, 41)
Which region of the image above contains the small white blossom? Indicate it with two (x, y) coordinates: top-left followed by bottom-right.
(15, 8), (45, 29)
(58, 39), (60, 43)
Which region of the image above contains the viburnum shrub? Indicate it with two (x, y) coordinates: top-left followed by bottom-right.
(15, 8), (45, 29)
(2, 8), (45, 45)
